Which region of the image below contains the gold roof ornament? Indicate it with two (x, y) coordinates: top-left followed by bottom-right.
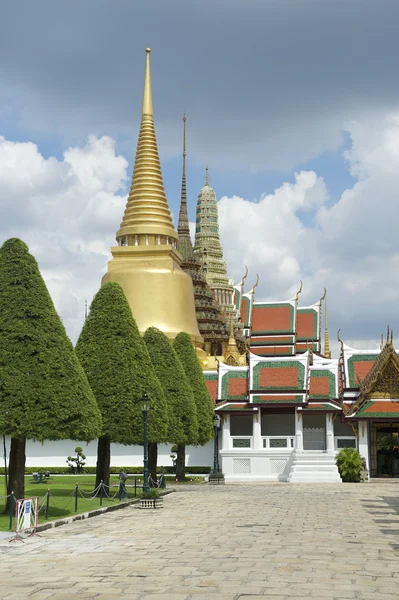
(324, 291), (331, 359)
(116, 48), (177, 242)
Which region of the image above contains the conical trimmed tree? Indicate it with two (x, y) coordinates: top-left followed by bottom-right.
(0, 238), (102, 503)
(76, 282), (168, 488)
(144, 327), (198, 481)
(173, 332), (214, 477)
(76, 287), (169, 488)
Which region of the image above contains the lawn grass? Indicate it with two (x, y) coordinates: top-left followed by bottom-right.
(0, 473), (204, 532)
(0, 474), (140, 532)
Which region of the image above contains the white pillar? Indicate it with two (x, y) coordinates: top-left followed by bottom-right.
(253, 410), (262, 450)
(295, 408), (303, 452)
(326, 412), (334, 453)
(358, 420), (369, 470)
(222, 414), (231, 450)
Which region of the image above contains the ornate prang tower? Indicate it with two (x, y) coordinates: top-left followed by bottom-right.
(193, 168), (237, 324)
(177, 115), (228, 356)
(102, 49), (202, 343)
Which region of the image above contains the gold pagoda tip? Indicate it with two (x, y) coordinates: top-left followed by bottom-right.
(142, 47), (153, 116)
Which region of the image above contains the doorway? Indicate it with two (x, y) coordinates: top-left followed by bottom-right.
(370, 422), (399, 477)
(303, 414), (326, 451)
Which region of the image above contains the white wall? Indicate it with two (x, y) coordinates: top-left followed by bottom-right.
(2, 437), (213, 470)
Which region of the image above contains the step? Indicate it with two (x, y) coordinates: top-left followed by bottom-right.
(288, 474), (342, 483)
(292, 465), (338, 472)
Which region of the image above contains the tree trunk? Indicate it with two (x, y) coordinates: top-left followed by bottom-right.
(176, 445), (186, 481)
(95, 436), (111, 489)
(148, 442), (157, 485)
(5, 437), (26, 513)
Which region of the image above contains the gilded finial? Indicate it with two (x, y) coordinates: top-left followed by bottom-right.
(391, 329), (394, 344)
(142, 48), (153, 116)
(252, 274), (259, 291)
(324, 292), (331, 359)
(241, 266), (248, 285)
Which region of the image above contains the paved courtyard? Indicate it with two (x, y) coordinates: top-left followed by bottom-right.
(0, 482), (398, 600)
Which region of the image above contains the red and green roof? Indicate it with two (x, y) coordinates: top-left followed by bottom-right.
(354, 400), (399, 418)
(296, 308), (318, 341)
(301, 403), (341, 411)
(250, 346), (294, 357)
(251, 302), (295, 335)
(204, 372), (218, 403)
(221, 370), (248, 400)
(309, 370), (336, 399)
(347, 354), (378, 387)
(252, 360), (306, 390)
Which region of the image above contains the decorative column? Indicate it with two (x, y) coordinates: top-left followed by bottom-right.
(295, 408), (303, 452)
(326, 412), (334, 453)
(253, 410), (262, 450)
(221, 414), (231, 450)
(358, 420), (369, 470)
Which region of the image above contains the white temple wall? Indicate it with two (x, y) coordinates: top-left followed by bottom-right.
(3, 437), (213, 469)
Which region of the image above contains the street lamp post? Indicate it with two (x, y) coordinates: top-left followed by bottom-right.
(209, 413), (224, 485)
(140, 391), (151, 493)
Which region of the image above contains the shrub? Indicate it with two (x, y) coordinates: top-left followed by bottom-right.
(336, 448), (363, 482)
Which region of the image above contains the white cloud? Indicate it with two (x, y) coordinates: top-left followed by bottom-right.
(1, 113), (399, 352)
(218, 113), (399, 347)
(0, 135), (128, 342)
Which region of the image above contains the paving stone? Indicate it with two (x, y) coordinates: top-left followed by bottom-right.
(0, 483), (398, 598)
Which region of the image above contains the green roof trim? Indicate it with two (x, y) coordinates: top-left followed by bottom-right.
(302, 403), (340, 411)
(204, 372), (218, 381)
(252, 395), (303, 403)
(217, 403), (253, 412)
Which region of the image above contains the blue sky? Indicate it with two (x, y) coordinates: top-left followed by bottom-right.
(1, 0), (399, 351)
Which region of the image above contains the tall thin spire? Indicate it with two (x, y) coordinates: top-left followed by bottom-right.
(324, 293), (331, 359)
(116, 48), (177, 242)
(177, 113), (194, 260)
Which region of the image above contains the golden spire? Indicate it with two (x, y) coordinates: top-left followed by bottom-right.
(324, 293), (331, 359)
(116, 48), (177, 242)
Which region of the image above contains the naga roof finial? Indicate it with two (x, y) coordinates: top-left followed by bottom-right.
(295, 280), (303, 303)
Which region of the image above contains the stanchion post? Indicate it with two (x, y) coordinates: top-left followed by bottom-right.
(134, 477), (137, 497)
(8, 492), (15, 530)
(100, 480), (103, 507)
(74, 483), (78, 513)
(45, 490), (50, 520)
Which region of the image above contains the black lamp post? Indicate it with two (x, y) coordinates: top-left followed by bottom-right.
(140, 391), (151, 493)
(213, 413), (220, 474)
(209, 413), (224, 484)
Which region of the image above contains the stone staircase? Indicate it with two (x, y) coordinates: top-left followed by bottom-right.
(287, 452), (342, 483)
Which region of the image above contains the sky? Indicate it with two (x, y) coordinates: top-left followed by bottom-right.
(1, 0), (399, 355)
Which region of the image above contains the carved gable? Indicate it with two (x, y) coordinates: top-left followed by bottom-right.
(367, 357), (399, 398)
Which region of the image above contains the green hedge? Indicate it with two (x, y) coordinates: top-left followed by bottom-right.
(0, 466), (212, 475)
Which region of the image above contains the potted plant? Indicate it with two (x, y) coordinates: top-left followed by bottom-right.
(140, 488), (163, 509)
(336, 448), (363, 482)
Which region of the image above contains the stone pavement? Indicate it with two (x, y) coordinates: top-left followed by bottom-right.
(0, 482), (398, 600)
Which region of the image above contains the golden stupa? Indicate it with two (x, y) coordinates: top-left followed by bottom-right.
(102, 49), (202, 344)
